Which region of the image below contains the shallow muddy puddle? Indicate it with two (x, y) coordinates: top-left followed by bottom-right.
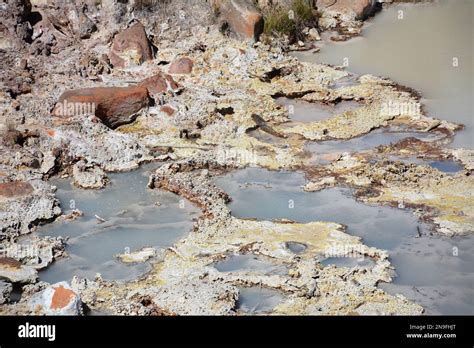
(380, 234), (474, 315)
(276, 97), (360, 123)
(428, 160), (465, 173)
(236, 287), (285, 314)
(213, 254), (288, 276)
(36, 165), (200, 283)
(215, 168), (474, 314)
(293, 0), (473, 149)
(304, 129), (444, 164)
(215, 168), (421, 249)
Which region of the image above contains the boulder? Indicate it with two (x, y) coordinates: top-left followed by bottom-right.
(28, 281), (83, 315)
(0, 257), (38, 283)
(52, 86), (150, 129)
(109, 22), (153, 68)
(168, 57), (194, 74)
(139, 72), (180, 96)
(215, 0), (264, 41)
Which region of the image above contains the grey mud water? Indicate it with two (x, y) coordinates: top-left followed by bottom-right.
(216, 168), (474, 314)
(37, 165), (200, 283)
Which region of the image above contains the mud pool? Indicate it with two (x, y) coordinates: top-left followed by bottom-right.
(293, 0), (474, 149)
(36, 165), (200, 283)
(236, 287), (286, 314)
(215, 168), (474, 314)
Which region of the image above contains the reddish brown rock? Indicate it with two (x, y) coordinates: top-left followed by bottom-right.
(109, 22), (153, 68)
(0, 181), (34, 198)
(50, 285), (76, 310)
(52, 86), (150, 129)
(168, 57), (194, 74)
(139, 72), (180, 96)
(216, 0), (264, 41)
(317, 0), (377, 19)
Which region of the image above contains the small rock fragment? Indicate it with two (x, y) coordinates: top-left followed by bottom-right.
(109, 21), (153, 68)
(117, 247), (156, 263)
(139, 72), (180, 96)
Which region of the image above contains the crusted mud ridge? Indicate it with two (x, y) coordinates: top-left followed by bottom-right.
(0, 0), (470, 315)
